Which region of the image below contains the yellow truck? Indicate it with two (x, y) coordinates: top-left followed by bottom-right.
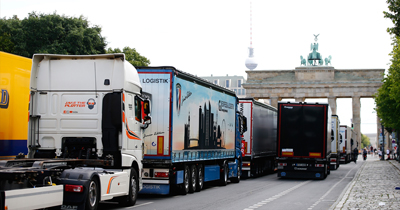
(0, 51), (31, 159)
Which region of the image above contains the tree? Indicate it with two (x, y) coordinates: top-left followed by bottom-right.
(0, 12), (106, 58)
(384, 0), (400, 37)
(107, 47), (150, 67)
(361, 133), (371, 149)
(375, 1), (400, 131)
(374, 37), (400, 131)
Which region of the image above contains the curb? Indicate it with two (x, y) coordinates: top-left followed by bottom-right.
(329, 161), (366, 210)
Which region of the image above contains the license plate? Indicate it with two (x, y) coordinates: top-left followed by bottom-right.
(295, 163), (307, 166)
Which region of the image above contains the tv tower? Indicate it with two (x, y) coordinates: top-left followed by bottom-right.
(245, 0), (258, 70)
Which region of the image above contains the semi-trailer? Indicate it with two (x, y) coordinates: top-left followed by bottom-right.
(239, 98), (277, 177)
(0, 54), (151, 210)
(339, 125), (353, 163)
(136, 66), (246, 195)
(0, 51), (32, 160)
(276, 102), (331, 179)
(330, 115), (340, 170)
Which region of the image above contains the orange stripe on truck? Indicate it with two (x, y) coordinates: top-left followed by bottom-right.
(107, 176), (118, 194)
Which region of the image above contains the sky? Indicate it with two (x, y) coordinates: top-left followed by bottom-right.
(0, 0), (394, 136)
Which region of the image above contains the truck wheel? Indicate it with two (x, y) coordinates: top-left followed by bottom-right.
(119, 168), (138, 207)
(219, 162), (228, 186)
(180, 165), (190, 195)
(323, 165), (328, 179)
(230, 163), (241, 183)
(85, 178), (100, 210)
(189, 165), (197, 193)
(195, 164), (204, 192)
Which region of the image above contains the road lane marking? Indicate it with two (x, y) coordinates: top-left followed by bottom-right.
(243, 180), (311, 210)
(130, 202), (153, 208)
(308, 164), (360, 210)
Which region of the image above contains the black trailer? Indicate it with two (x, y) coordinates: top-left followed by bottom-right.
(239, 98), (277, 177)
(276, 102), (331, 179)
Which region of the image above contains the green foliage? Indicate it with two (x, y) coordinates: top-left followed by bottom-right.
(107, 47), (150, 67)
(384, 0), (400, 37)
(375, 37), (400, 130)
(361, 133), (371, 149)
(0, 12), (106, 58)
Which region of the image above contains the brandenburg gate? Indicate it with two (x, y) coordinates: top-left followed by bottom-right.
(243, 35), (384, 148)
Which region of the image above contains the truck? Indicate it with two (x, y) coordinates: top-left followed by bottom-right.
(239, 98), (277, 177)
(0, 54), (151, 210)
(0, 51), (31, 160)
(339, 125), (353, 163)
(136, 66), (245, 195)
(330, 115), (340, 170)
(276, 101), (331, 179)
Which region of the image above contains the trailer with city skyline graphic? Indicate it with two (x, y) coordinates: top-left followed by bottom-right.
(137, 66), (246, 195)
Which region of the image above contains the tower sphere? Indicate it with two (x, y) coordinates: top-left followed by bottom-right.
(245, 56), (258, 70)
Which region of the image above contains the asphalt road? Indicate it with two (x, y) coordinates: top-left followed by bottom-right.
(97, 159), (364, 210)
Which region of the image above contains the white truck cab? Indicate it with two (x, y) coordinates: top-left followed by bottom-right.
(22, 53), (151, 209)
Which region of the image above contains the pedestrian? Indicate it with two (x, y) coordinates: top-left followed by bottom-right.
(387, 149), (390, 160)
(353, 147), (358, 163)
(363, 148), (368, 160)
(378, 149), (382, 158)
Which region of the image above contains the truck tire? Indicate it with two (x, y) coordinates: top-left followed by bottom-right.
(230, 163), (241, 183)
(189, 165), (197, 193)
(219, 162), (228, 186)
(323, 165), (328, 179)
(180, 165), (190, 195)
(195, 164), (204, 192)
(85, 177), (100, 210)
(119, 168), (138, 207)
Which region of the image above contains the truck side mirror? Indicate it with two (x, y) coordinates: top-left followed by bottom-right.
(135, 96), (152, 128)
(242, 116), (248, 134)
(142, 99), (151, 126)
(143, 99), (150, 115)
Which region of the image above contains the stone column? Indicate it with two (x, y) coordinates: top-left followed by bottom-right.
(294, 97), (305, 102)
(270, 97), (280, 108)
(328, 97), (337, 115)
(352, 96), (361, 148)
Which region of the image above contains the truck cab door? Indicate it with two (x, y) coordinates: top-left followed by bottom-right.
(124, 93), (142, 150)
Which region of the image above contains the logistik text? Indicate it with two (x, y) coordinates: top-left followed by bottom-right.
(142, 78), (169, 83)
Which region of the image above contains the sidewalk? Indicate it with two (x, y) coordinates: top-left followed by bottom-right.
(331, 154), (400, 209)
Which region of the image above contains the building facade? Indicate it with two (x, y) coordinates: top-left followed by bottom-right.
(200, 75), (247, 98)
